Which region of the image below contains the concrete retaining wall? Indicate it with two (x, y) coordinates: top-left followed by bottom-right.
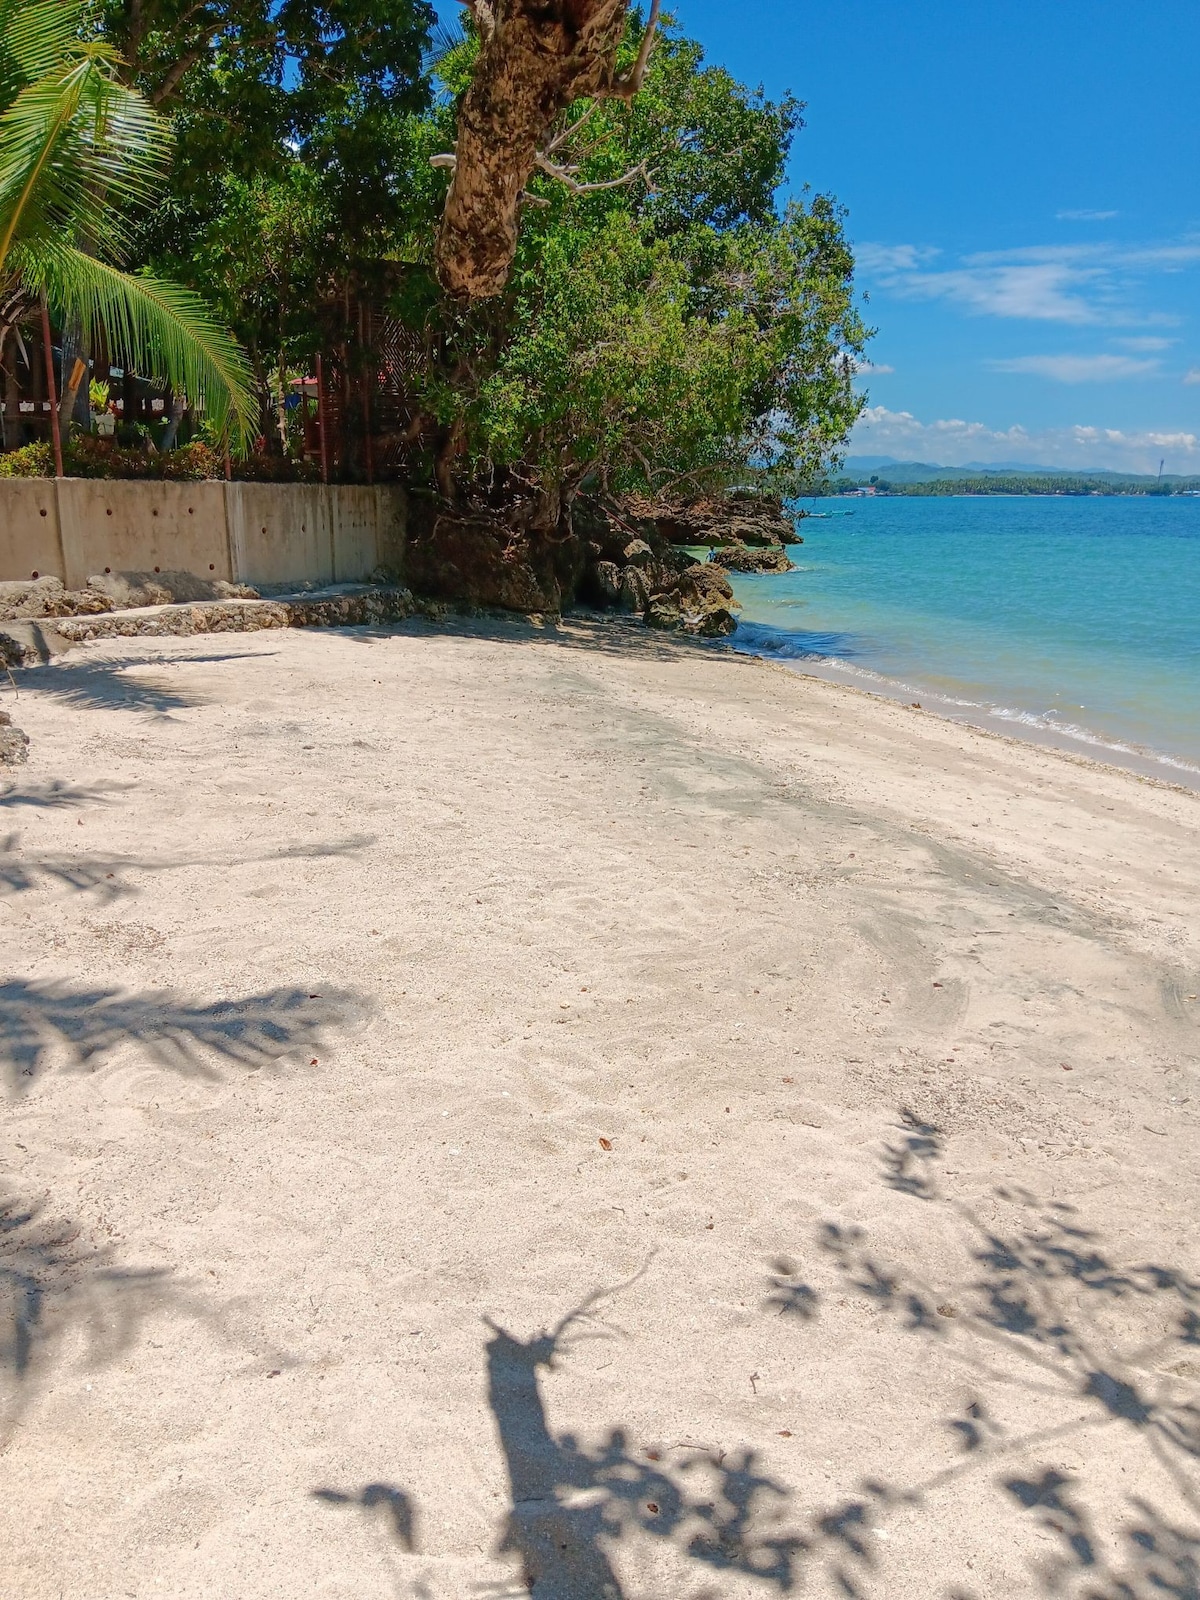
(0, 480), (61, 581)
(57, 480), (232, 589)
(226, 483), (334, 588)
(0, 480), (406, 589)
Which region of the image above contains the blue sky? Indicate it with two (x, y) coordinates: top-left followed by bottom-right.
(440, 3), (1200, 472)
(660, 0), (1200, 471)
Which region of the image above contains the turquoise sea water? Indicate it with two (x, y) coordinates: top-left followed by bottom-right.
(727, 495), (1200, 778)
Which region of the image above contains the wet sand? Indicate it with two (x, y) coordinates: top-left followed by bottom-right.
(2, 615), (1198, 1598)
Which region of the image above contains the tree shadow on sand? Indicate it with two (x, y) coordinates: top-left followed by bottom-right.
(0, 977), (364, 1090)
(313, 1275), (932, 1598)
(783, 1111), (1200, 1597)
(343, 611), (734, 666)
(310, 1112), (1199, 1598)
(312, 1482), (419, 1552)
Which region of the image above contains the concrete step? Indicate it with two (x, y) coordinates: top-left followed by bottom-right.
(0, 584), (416, 662)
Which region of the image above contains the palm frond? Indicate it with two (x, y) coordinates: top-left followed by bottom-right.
(20, 242), (257, 446)
(0, 0), (86, 88)
(424, 17), (466, 72)
(0, 0), (255, 453)
(0, 52), (170, 270)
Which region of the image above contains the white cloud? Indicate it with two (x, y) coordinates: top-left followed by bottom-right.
(1185, 368), (1200, 386)
(849, 358), (895, 375)
(1119, 239), (1200, 269)
(1113, 336), (1174, 352)
(850, 404), (1199, 474)
(989, 353), (1160, 382)
(1057, 209), (1119, 221)
(855, 233), (1200, 326)
(899, 262), (1104, 323)
(855, 243), (940, 274)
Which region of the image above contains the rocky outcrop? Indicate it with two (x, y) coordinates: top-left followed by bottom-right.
(0, 578), (111, 621)
(619, 492), (803, 547)
(404, 502), (585, 614)
(86, 571), (259, 608)
(397, 490), (776, 637)
(0, 709), (29, 764)
(710, 542), (795, 575)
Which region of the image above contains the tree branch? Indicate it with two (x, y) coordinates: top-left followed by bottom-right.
(149, 48), (206, 106)
(544, 100), (600, 156)
(434, 0), (660, 298)
(466, 0), (497, 41)
(532, 152), (652, 196)
(611, 0), (661, 99)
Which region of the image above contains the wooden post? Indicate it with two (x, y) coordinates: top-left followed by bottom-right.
(358, 300), (374, 485)
(60, 357), (88, 426)
(39, 295), (64, 478)
(315, 354), (330, 484)
(361, 374), (374, 484)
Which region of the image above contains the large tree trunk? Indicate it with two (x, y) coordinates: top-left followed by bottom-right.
(435, 1), (635, 300)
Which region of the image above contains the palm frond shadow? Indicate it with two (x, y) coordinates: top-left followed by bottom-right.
(19, 650), (272, 715)
(0, 829), (373, 902)
(0, 1188), (213, 1440)
(0, 1192), (163, 1386)
(0, 779), (128, 810)
(0, 977), (365, 1089)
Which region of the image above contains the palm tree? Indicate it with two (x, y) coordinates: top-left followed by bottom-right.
(0, 0), (255, 447)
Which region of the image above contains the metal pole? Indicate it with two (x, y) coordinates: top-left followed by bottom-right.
(315, 354), (329, 485)
(39, 295), (64, 478)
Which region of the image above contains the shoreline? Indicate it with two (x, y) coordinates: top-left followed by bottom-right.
(729, 637), (1200, 792)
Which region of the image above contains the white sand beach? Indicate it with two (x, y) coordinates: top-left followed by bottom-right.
(2, 616), (1198, 1599)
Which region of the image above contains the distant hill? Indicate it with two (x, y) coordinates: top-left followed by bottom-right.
(841, 456), (1193, 486)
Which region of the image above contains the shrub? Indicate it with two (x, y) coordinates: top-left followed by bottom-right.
(0, 436), (318, 481)
(0, 441), (54, 477)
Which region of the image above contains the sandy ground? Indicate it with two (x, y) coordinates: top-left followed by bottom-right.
(1, 615), (1198, 1600)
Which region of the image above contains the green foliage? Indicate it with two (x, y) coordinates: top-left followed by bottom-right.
(113, 0), (437, 426)
(405, 15), (866, 504)
(0, 435), (219, 477)
(0, 0), (255, 444)
(111, 3), (865, 497)
(0, 432), (320, 479)
(99, 0), (435, 174)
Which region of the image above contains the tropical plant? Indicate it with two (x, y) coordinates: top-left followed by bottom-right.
(394, 15), (866, 512)
(106, 0), (435, 444)
(0, 0), (255, 445)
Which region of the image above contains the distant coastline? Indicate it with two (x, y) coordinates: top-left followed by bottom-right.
(820, 457), (1200, 498)
(827, 478), (1200, 498)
